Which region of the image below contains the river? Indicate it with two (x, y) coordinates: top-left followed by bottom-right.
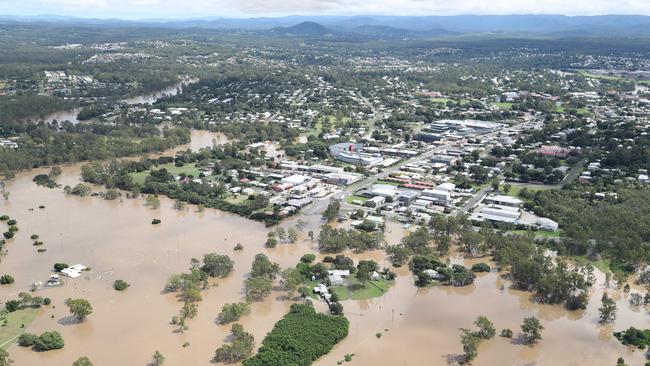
(39, 79), (196, 125)
(0, 131), (647, 365)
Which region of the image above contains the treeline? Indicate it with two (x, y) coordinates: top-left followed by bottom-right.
(79, 145), (286, 225)
(0, 95), (75, 124)
(528, 188), (650, 269)
(0, 124), (190, 177)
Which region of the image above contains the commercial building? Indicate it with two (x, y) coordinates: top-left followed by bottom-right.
(329, 143), (383, 166)
(484, 195), (523, 208)
(421, 189), (451, 206)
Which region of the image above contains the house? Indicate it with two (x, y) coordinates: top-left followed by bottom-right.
(423, 269), (445, 280)
(328, 274), (345, 286)
(60, 264), (87, 278)
(539, 145), (571, 158)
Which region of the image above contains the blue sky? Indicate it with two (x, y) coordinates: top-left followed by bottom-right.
(1, 0), (650, 19)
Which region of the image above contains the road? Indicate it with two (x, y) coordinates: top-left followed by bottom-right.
(302, 115), (541, 219)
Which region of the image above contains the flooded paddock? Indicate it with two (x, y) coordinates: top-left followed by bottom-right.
(0, 132), (648, 365)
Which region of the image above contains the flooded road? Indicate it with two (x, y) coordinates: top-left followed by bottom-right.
(0, 132), (648, 365)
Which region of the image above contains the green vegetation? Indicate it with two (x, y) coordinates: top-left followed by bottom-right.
(66, 298), (93, 322)
(113, 280), (130, 291)
(243, 303), (348, 366)
(0, 275), (14, 285)
(492, 102), (513, 109)
(213, 324), (254, 363)
(18, 331), (64, 351)
(0, 308), (39, 349)
(200, 253), (234, 278)
(217, 303), (251, 325)
(73, 357), (94, 366)
(614, 327), (650, 349)
(345, 195), (368, 204)
(531, 188), (650, 269)
(521, 316), (543, 344)
(570, 255), (610, 274)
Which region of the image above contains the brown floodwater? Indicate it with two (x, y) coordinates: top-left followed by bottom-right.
(0, 131), (648, 365)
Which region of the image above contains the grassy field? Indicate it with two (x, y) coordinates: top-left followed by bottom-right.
(431, 97), (450, 104)
(345, 195), (368, 204)
(571, 255), (611, 274)
(307, 275), (394, 301)
(511, 229), (562, 238)
(0, 308), (39, 349)
(493, 102), (513, 110)
(578, 70), (650, 85)
(502, 184), (554, 198)
(129, 162), (201, 185)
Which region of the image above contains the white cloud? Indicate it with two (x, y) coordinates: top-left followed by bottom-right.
(1, 0), (650, 18)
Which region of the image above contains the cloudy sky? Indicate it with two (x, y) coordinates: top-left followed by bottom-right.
(2, 0), (650, 19)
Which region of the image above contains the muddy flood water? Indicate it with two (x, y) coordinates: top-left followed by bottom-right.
(0, 131), (648, 365)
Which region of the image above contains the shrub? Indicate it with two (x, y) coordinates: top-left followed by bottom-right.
(34, 331), (64, 351)
(30, 234), (39, 240)
(5, 300), (21, 312)
(0, 215), (8, 221)
(113, 280), (130, 291)
(0, 275), (14, 284)
(3, 232), (13, 239)
(43, 298), (51, 305)
(53, 263), (68, 272)
(18, 333), (38, 347)
(471, 263), (491, 273)
(6, 219), (16, 226)
(234, 243), (244, 251)
(151, 218), (161, 225)
(300, 254), (316, 263)
(500, 328), (513, 338)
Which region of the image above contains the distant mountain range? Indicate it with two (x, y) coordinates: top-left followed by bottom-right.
(2, 14), (650, 38)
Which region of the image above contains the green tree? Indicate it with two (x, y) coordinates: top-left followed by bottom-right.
(72, 356), (93, 366)
(66, 298), (93, 322)
(287, 228), (298, 244)
(459, 328), (480, 362)
(218, 302), (251, 325)
(251, 254), (280, 279)
(0, 349), (11, 366)
(473, 316), (496, 339)
(521, 316), (543, 344)
(213, 324), (254, 363)
(152, 351), (165, 366)
(201, 253), (234, 278)
(322, 199), (341, 222)
(280, 268), (304, 296)
(245, 276), (272, 302)
(599, 292), (617, 324)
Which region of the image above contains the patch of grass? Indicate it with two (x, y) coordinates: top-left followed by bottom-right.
(431, 97), (449, 104)
(350, 279), (392, 300)
(129, 162), (201, 185)
(345, 195), (368, 204)
(305, 275), (393, 301)
(571, 255), (611, 274)
(511, 229), (562, 238)
(493, 102), (513, 110)
(0, 308), (39, 349)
